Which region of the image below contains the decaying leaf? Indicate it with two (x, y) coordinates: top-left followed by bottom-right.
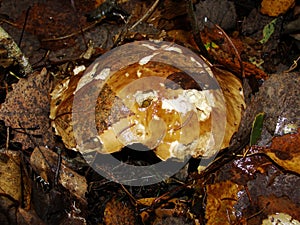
(0, 68), (55, 149)
(213, 68), (245, 149)
(262, 213), (300, 225)
(17, 208), (46, 225)
(258, 195), (300, 224)
(261, 128), (300, 174)
(205, 180), (244, 225)
(138, 197), (191, 225)
(201, 27), (269, 80)
(0, 150), (32, 223)
(0, 151), (22, 202)
(153, 216), (194, 225)
(260, 0), (295, 17)
(154, 198), (189, 218)
(30, 146), (88, 203)
(103, 197), (135, 225)
(136, 197), (156, 207)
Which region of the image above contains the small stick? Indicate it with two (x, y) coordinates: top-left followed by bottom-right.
(129, 0), (160, 31)
(19, 6), (31, 47)
(54, 147), (62, 186)
(42, 21), (99, 42)
(214, 24), (245, 78)
(0, 26), (32, 75)
(284, 55), (300, 73)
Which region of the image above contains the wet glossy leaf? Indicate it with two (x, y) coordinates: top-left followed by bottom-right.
(250, 112), (265, 145)
(262, 128), (300, 174)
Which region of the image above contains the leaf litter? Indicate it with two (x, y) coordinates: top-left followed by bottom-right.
(0, 0), (299, 224)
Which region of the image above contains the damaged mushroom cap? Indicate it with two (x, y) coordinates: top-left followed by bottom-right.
(50, 43), (245, 161)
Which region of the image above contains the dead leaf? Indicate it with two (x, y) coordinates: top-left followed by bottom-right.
(0, 151), (22, 202)
(213, 68), (246, 149)
(262, 212), (300, 225)
(154, 198), (189, 218)
(0, 68), (55, 149)
(153, 216), (194, 225)
(30, 146), (88, 203)
(261, 0), (295, 17)
(262, 128), (300, 174)
(17, 208), (46, 225)
(201, 28), (269, 80)
(205, 180), (244, 225)
(104, 197), (135, 225)
(258, 195), (300, 222)
(136, 197), (156, 207)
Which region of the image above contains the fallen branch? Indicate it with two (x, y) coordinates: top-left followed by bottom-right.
(0, 26), (32, 76)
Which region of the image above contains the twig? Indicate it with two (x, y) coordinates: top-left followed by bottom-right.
(214, 24), (245, 78)
(54, 147), (62, 187)
(129, 0), (160, 31)
(19, 6), (31, 47)
(186, 0), (212, 61)
(70, 0), (88, 48)
(120, 184), (137, 206)
(5, 127), (9, 152)
(0, 26), (32, 75)
(41, 21), (99, 42)
(284, 55), (300, 73)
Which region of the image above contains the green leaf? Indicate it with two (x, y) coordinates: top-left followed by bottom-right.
(204, 41), (218, 50)
(250, 112), (265, 145)
(259, 18), (277, 44)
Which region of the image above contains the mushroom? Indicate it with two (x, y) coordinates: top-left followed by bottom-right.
(50, 41), (245, 161)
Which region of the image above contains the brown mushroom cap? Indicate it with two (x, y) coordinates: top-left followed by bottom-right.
(50, 44), (244, 161)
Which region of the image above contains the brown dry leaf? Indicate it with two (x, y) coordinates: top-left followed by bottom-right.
(205, 180), (244, 225)
(153, 216), (194, 225)
(154, 198), (189, 218)
(258, 195), (300, 222)
(261, 0), (295, 17)
(213, 68), (245, 149)
(166, 30), (199, 50)
(30, 146), (87, 203)
(103, 197), (135, 225)
(262, 213), (300, 225)
(0, 151), (22, 202)
(50, 73), (82, 150)
(136, 197), (156, 207)
(17, 208), (46, 225)
(201, 28), (268, 80)
(0, 68), (55, 149)
(261, 128), (300, 174)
